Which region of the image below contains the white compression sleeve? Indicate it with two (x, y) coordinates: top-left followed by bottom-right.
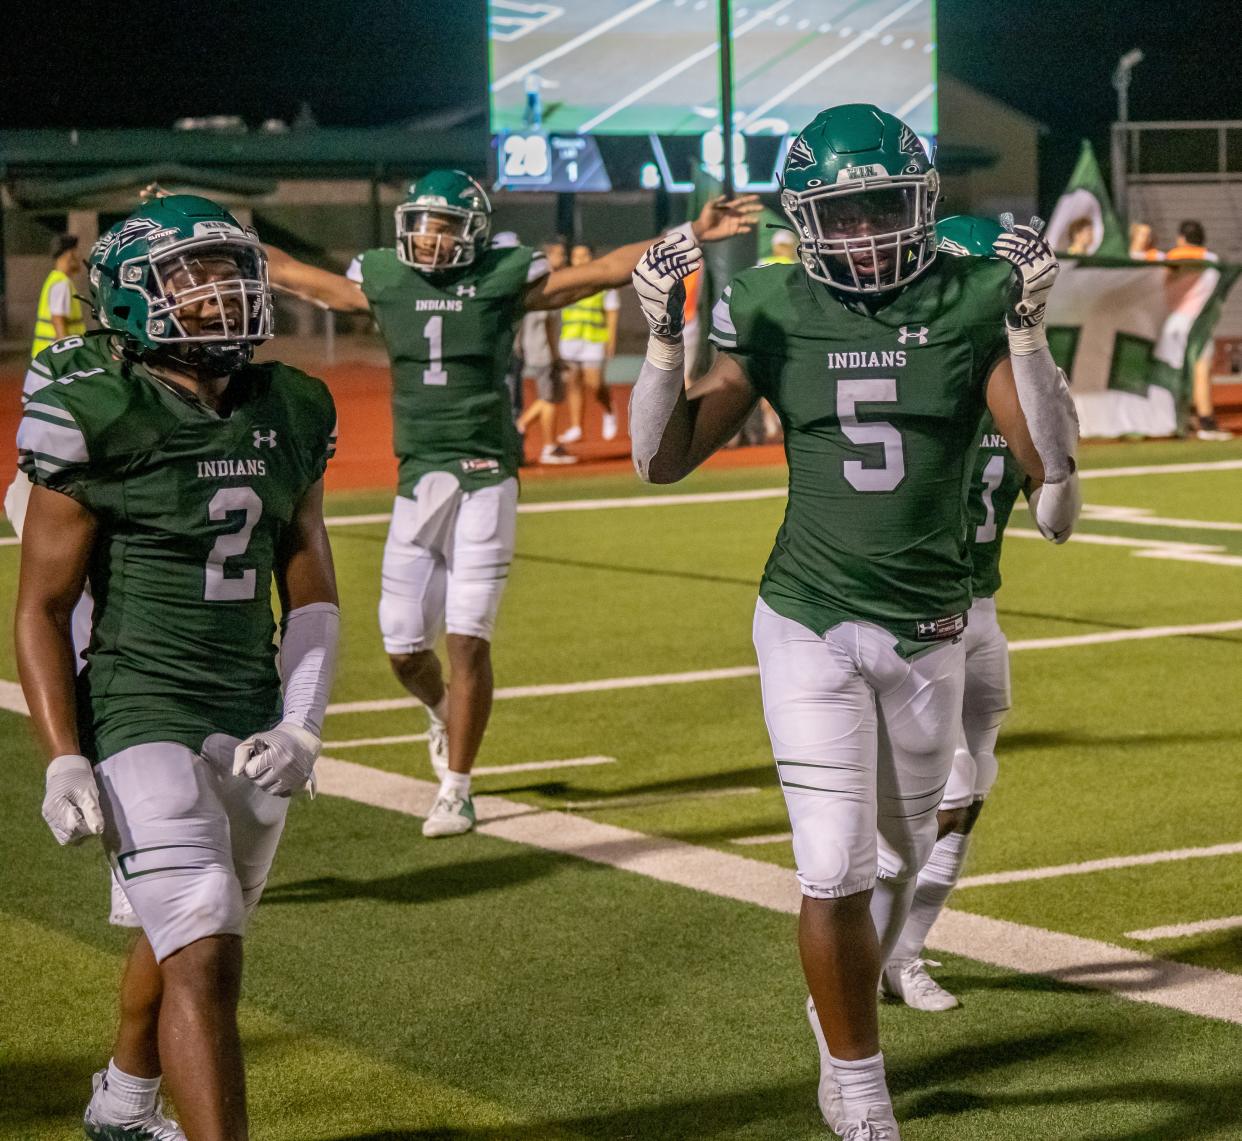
(279, 602), (341, 737)
(630, 339), (686, 482)
(1008, 348), (1078, 484)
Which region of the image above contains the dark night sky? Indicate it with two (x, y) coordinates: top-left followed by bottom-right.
(2, 1), (1238, 198)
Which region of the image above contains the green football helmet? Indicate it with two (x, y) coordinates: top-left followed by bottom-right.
(396, 170), (492, 272)
(90, 195), (272, 373)
(780, 103), (939, 294)
(936, 214), (1004, 259)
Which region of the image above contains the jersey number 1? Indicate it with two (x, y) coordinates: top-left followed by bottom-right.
(204, 486), (262, 601)
(422, 316), (447, 386)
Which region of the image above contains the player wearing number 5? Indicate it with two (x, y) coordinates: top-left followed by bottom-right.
(629, 106), (1079, 1138)
(16, 195), (339, 1140)
(265, 169), (759, 837)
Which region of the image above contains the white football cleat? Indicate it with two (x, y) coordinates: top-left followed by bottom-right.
(557, 425), (583, 444)
(805, 996), (846, 1133)
(83, 1070), (186, 1140)
(422, 791), (476, 837)
(881, 958), (960, 1012)
(602, 412), (619, 441)
(838, 1105), (901, 1140)
(539, 443), (579, 465)
(427, 721), (449, 782)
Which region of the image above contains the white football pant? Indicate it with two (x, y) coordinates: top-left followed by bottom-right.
(379, 475), (518, 653)
(753, 599), (965, 898)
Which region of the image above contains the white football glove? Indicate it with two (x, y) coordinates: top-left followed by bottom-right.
(632, 226), (703, 341)
(232, 721), (321, 797)
(42, 754), (105, 846)
(995, 215), (1059, 336)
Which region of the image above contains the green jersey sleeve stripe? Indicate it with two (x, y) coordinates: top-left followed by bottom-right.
(21, 405), (78, 428)
(16, 416), (88, 465)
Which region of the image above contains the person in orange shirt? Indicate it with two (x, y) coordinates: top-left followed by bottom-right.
(1166, 221), (1230, 440)
(1129, 222), (1164, 261)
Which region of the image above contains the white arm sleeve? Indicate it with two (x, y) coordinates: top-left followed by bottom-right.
(1009, 349), (1078, 485)
(630, 348), (686, 483)
(279, 602), (341, 737)
(346, 256), (364, 284)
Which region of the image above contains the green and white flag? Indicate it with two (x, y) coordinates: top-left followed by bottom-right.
(1046, 257), (1241, 437)
(1046, 140), (1128, 257)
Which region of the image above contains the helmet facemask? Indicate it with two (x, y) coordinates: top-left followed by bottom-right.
(782, 172), (939, 294)
(122, 234), (273, 373)
(395, 203), (488, 272)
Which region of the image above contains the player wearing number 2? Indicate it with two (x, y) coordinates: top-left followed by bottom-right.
(629, 108), (1080, 1137)
(16, 195), (340, 1140)
(265, 170), (759, 837)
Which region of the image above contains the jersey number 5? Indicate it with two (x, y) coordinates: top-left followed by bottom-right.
(837, 378), (905, 492)
(204, 486), (263, 601)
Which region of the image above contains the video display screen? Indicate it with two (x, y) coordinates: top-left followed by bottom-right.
(488, 0), (937, 140)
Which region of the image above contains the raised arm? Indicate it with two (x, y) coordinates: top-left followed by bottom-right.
(233, 478), (341, 797)
(264, 245), (370, 314)
(627, 231), (759, 483)
(15, 485), (105, 845)
(523, 194), (761, 312)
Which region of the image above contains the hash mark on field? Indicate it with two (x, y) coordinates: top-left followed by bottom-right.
(731, 831), (793, 846)
(314, 758), (1242, 1026)
(1126, 916), (1242, 942)
(957, 841), (1242, 889)
(561, 787), (760, 811)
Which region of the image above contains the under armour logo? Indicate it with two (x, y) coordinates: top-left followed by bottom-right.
(456, 284), (477, 298)
(252, 429), (278, 449)
(897, 325), (929, 345)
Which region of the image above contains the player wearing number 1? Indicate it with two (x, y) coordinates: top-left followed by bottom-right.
(265, 170), (759, 837)
(629, 108), (1080, 1137)
(16, 195), (340, 1140)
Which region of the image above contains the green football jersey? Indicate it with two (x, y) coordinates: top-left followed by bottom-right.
(354, 244), (548, 493)
(709, 254), (1011, 652)
(967, 412), (1026, 600)
(17, 333), (337, 762)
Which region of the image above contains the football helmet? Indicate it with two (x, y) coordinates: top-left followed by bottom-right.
(936, 214), (1004, 259)
(90, 195), (272, 374)
(780, 104), (939, 294)
(396, 170), (492, 272)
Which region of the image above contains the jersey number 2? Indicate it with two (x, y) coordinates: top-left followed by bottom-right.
(204, 486), (262, 601)
(838, 378), (905, 492)
(422, 316), (447, 386)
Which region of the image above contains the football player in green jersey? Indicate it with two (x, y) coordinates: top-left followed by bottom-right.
(16, 195), (340, 1141)
(882, 217), (1061, 1013)
(265, 169), (759, 837)
(630, 109), (1080, 1138)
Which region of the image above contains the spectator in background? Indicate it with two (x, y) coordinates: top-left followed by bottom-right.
(1130, 222), (1164, 261)
(760, 229), (799, 266)
(557, 242), (621, 444)
(1066, 217), (1096, 256)
(516, 239), (577, 464)
(30, 233), (85, 359)
(1167, 220), (1230, 440)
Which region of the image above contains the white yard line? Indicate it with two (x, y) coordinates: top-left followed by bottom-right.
(0, 680), (28, 715)
(1081, 505), (1242, 533)
(324, 732), (429, 749)
(490, 0), (665, 91)
(957, 842), (1242, 889)
(1081, 458), (1242, 480)
(561, 786), (759, 811)
(476, 755), (616, 777)
(731, 831), (793, 846)
(0, 535), (19, 547)
(1126, 916), (1242, 942)
(1007, 618), (1242, 652)
(315, 757), (1242, 1026)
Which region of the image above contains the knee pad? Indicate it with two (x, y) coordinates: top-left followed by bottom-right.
(876, 807), (939, 884)
(973, 748), (999, 802)
(117, 860), (246, 963)
(940, 740), (978, 812)
(379, 593), (438, 654)
(785, 787), (878, 899)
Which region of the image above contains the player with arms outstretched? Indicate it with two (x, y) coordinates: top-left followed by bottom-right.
(629, 109), (1079, 1137)
(265, 171), (758, 836)
(881, 215), (1061, 1012)
(17, 196), (339, 1141)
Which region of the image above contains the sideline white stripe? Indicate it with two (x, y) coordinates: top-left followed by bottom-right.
(314, 757), (1242, 1025)
(490, 0), (664, 91)
(1127, 916), (1242, 942)
(957, 841), (1242, 889)
(325, 665), (760, 716)
(740, 0), (928, 127)
(1082, 459), (1242, 480)
(578, 0), (796, 133)
(731, 831), (792, 846)
(1082, 505), (1242, 533)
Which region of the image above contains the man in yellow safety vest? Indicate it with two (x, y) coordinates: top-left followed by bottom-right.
(31, 234), (86, 359)
(557, 242), (622, 445)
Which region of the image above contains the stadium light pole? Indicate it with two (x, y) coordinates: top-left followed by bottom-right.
(718, 0), (734, 197)
(1111, 48), (1144, 221)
